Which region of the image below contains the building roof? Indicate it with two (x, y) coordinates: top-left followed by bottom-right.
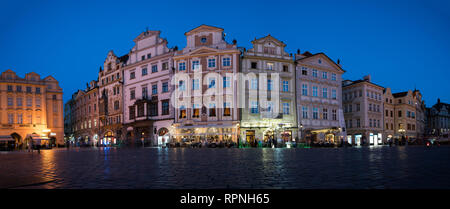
(342, 79), (385, 89)
(393, 92), (408, 98)
(185, 24), (224, 36)
(296, 52), (345, 72)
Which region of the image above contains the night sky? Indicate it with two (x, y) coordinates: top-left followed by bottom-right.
(1, 0), (449, 106)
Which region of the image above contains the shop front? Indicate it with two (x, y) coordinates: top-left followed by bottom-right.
(100, 131), (116, 146)
(173, 124), (239, 145)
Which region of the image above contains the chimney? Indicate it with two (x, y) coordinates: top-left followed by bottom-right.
(363, 75), (371, 82)
(297, 49), (300, 54)
(438, 98), (441, 104)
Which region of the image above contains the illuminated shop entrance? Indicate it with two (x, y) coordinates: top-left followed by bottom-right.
(157, 128), (170, 146)
(102, 131), (115, 146)
(263, 130), (274, 143)
(246, 130), (256, 146)
(281, 131), (292, 143)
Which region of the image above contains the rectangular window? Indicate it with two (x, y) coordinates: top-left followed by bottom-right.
(162, 82), (169, 93)
(223, 102), (231, 116)
(223, 57), (231, 67)
(179, 106), (186, 118)
(179, 81), (185, 91)
(322, 88), (328, 98)
(152, 65), (158, 73)
(8, 114), (14, 124)
(179, 62), (186, 71)
(129, 106), (135, 120)
(208, 78), (216, 88)
(36, 87), (41, 94)
(312, 86), (318, 97)
(357, 119), (360, 128)
(192, 104), (200, 118)
(267, 79), (273, 91)
(267, 63), (274, 70)
(7, 85), (13, 92)
(17, 113), (23, 124)
(302, 84), (308, 96)
(208, 58), (216, 68)
(282, 103), (290, 115)
(302, 106), (308, 119)
(209, 103), (216, 117)
(130, 72), (135, 79)
(251, 62), (257, 69)
(251, 78), (258, 90)
(323, 109), (328, 120)
(142, 68), (148, 76)
(322, 72), (328, 79)
(152, 84), (158, 95)
(313, 107), (318, 119)
(130, 89), (135, 100)
(17, 98), (23, 107)
(26, 86), (32, 93)
(332, 89), (337, 99)
(312, 69), (318, 77)
(332, 109), (337, 120)
(142, 86), (148, 99)
(36, 98), (41, 107)
(192, 79), (199, 90)
(282, 81), (289, 92)
(223, 77), (231, 88)
(162, 62), (168, 70)
(114, 101), (119, 110)
(332, 73), (336, 81)
(16, 86), (22, 92)
(149, 102), (158, 116)
(251, 101), (259, 114)
(283, 65), (289, 72)
(162, 100), (170, 115)
(192, 61), (200, 70)
(7, 97), (13, 106)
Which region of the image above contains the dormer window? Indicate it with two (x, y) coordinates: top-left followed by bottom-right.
(201, 37), (207, 43)
(318, 59), (322, 64)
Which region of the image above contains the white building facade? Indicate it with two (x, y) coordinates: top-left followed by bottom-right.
(295, 51), (346, 144)
(122, 29), (175, 146)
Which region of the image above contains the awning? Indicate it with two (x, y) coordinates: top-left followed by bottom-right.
(175, 124), (237, 129)
(0, 135), (15, 142)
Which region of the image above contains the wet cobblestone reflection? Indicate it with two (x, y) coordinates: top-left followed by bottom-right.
(1, 146), (449, 189)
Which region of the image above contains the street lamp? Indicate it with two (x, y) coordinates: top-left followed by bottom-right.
(300, 123), (304, 146)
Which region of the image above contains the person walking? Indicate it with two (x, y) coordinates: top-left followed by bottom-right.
(27, 139), (32, 153)
(36, 139), (41, 154)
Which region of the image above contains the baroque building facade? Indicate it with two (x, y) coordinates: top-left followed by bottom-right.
(98, 51), (128, 145)
(295, 51), (346, 144)
(0, 69), (64, 146)
(342, 75), (384, 145)
(172, 25), (240, 144)
(71, 80), (99, 146)
(123, 29), (175, 146)
(426, 98), (450, 138)
(239, 35), (297, 147)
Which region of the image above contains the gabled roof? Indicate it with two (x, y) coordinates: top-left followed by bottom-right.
(251, 34), (286, 47)
(393, 91), (408, 98)
(133, 29), (160, 42)
(185, 24), (224, 36)
(43, 75), (57, 81)
(297, 52), (345, 73)
(342, 79), (385, 89)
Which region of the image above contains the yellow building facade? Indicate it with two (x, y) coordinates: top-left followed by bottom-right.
(0, 70), (63, 147)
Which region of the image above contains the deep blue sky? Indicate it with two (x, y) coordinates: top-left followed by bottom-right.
(1, 0), (449, 106)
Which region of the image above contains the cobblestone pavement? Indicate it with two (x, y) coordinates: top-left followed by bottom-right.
(1, 146), (449, 189)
